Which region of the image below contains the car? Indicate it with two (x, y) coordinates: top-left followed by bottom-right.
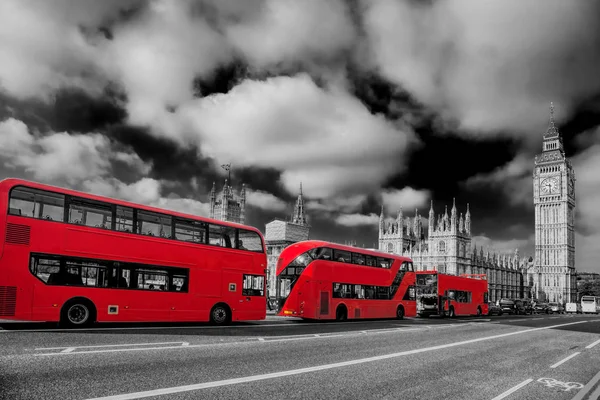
(548, 302), (564, 314)
(513, 299), (534, 315)
(533, 302), (550, 314)
(498, 298), (516, 315)
(487, 301), (503, 316)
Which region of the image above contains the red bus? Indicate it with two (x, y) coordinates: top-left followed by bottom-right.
(0, 178), (267, 327)
(415, 271), (489, 318)
(276, 240), (416, 320)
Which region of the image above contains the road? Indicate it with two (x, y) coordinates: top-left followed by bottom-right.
(1, 313), (599, 400)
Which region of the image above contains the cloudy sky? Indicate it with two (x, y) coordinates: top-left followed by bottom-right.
(1, 0), (600, 272)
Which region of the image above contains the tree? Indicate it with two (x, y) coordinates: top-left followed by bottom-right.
(578, 280), (600, 297)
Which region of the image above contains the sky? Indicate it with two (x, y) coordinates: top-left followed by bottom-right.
(1, 0), (600, 272)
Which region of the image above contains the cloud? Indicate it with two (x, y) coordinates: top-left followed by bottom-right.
(362, 0), (600, 139)
(177, 74), (414, 198)
(0, 0), (140, 100)
(246, 189), (287, 212)
(571, 137), (600, 273)
(464, 153), (533, 208)
(381, 187), (431, 213)
(335, 213), (379, 227)
(225, 0), (356, 69)
(472, 234), (534, 256)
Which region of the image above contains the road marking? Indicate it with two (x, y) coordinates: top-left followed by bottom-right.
(585, 338), (600, 349)
(536, 378), (583, 392)
(532, 318), (543, 320)
(490, 379), (533, 400)
(61, 348), (75, 353)
(81, 320), (588, 400)
(550, 352), (580, 369)
(34, 342), (189, 351)
(570, 370), (600, 400)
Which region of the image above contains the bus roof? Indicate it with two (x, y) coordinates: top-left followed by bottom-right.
(280, 240), (412, 261)
(0, 177), (262, 234)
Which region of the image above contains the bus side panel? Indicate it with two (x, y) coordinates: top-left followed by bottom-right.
(0, 247), (33, 321)
(0, 181), (8, 260)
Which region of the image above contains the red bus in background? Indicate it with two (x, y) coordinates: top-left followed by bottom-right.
(415, 271), (489, 318)
(0, 178), (267, 327)
(276, 240), (416, 321)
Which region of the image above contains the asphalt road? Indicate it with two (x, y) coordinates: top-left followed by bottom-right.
(1, 313), (599, 400)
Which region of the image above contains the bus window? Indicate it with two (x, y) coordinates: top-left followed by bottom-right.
(136, 268), (169, 291)
(237, 229), (264, 252)
(68, 198), (112, 229)
(137, 210), (172, 238)
(352, 253), (366, 265)
(116, 206), (134, 233)
(377, 258), (391, 269)
(365, 256), (376, 267)
(9, 187), (65, 221)
(175, 218), (207, 243)
(333, 249), (351, 263)
(309, 247), (332, 260)
(208, 224), (234, 248)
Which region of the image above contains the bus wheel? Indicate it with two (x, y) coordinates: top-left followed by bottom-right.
(210, 303), (231, 325)
(476, 306), (482, 317)
(396, 305), (405, 320)
(335, 305), (347, 321)
(448, 307), (455, 318)
(61, 298), (95, 328)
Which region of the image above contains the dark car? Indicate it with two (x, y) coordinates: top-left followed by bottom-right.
(498, 298), (516, 315)
(533, 302), (550, 314)
(514, 299), (534, 315)
(487, 301), (503, 316)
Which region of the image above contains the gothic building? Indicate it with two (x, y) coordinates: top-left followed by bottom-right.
(209, 179), (246, 224)
(264, 184), (310, 298)
(378, 201), (528, 302)
(531, 102), (577, 303)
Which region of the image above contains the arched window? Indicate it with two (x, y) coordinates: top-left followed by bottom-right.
(387, 242), (394, 253)
(438, 241), (446, 253)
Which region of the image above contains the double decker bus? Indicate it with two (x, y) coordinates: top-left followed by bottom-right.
(416, 271), (488, 318)
(581, 296), (600, 314)
(276, 240), (416, 321)
(0, 178), (267, 327)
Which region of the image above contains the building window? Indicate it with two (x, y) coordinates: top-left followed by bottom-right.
(438, 241), (446, 253)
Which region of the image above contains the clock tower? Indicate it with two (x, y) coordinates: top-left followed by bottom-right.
(533, 102), (576, 303)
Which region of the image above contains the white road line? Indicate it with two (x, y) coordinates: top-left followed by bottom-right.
(585, 338), (600, 349)
(490, 379), (533, 400)
(550, 352), (580, 369)
(82, 320), (588, 400)
(532, 318), (543, 320)
(61, 348), (75, 353)
(34, 342), (188, 351)
(570, 370), (600, 400)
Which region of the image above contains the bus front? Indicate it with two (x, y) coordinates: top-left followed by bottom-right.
(416, 271), (440, 317)
(275, 244), (315, 318)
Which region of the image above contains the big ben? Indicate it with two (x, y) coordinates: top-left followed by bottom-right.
(533, 102), (576, 303)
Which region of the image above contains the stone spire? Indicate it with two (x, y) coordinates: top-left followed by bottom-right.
(291, 182), (308, 226)
(450, 198), (457, 232)
(209, 181), (216, 219)
(459, 212), (464, 233)
(239, 183), (246, 223)
(379, 205), (384, 232)
(428, 200), (434, 237)
(464, 203), (471, 236)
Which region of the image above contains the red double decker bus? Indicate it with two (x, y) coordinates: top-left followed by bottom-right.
(0, 178), (267, 327)
(276, 240), (416, 320)
(415, 271), (489, 318)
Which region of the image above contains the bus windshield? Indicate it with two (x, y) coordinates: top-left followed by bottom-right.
(416, 273), (438, 296)
(276, 251), (312, 308)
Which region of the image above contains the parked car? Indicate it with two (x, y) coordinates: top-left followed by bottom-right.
(548, 302), (564, 314)
(514, 299), (534, 315)
(566, 302), (578, 313)
(487, 301), (503, 316)
(499, 298), (516, 315)
(533, 303), (550, 314)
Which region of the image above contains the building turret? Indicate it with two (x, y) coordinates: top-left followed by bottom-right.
(443, 205), (449, 231)
(291, 182), (307, 226)
(397, 207), (403, 234)
(465, 203), (471, 236)
(450, 198), (457, 232)
(379, 205), (384, 233)
(209, 182), (216, 218)
(459, 212), (464, 234)
(239, 184), (246, 223)
(428, 200), (435, 237)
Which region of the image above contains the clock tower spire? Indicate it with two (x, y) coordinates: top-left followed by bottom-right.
(533, 101), (576, 304)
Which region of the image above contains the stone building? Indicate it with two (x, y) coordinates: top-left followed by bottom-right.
(264, 184), (310, 298)
(378, 201), (529, 303)
(209, 179), (246, 224)
(531, 102), (577, 303)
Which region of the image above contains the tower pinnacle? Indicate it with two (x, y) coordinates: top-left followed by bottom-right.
(291, 182), (308, 226)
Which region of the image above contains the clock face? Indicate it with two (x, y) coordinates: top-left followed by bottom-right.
(540, 177), (559, 195)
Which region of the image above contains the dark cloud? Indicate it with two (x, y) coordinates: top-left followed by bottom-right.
(193, 59), (248, 97)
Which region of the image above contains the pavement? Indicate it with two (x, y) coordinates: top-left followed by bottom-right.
(1, 313), (599, 400)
